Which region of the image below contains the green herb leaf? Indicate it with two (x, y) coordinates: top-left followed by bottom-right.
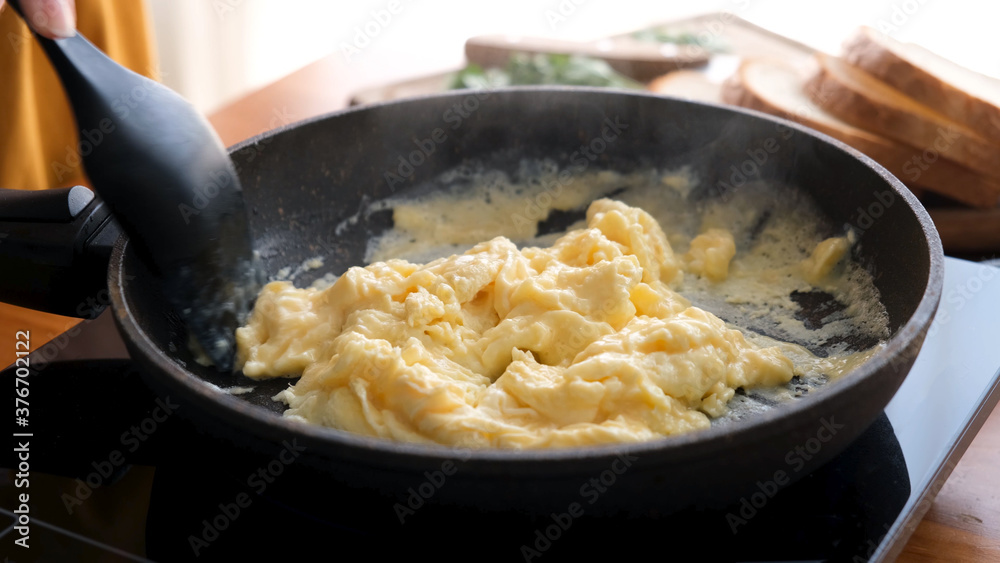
(449, 53), (643, 91)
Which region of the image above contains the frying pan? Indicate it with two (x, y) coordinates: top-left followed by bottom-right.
(2, 88), (943, 515)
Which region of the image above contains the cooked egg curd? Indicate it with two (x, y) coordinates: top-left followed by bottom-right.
(236, 199), (803, 448)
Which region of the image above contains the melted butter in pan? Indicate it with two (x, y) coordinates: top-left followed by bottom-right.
(236, 164), (889, 447)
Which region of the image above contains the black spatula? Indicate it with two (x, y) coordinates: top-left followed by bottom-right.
(5, 0), (260, 371)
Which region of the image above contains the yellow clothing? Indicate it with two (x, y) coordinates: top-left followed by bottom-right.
(0, 6), (158, 560)
(0, 0), (158, 367)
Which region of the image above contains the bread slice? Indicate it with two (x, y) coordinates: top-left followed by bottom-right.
(722, 58), (1000, 208)
(647, 70), (722, 103)
(929, 207), (1000, 253)
(842, 26), (1000, 145)
(806, 53), (1000, 182)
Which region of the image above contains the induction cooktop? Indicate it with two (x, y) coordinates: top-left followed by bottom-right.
(2, 256), (999, 562)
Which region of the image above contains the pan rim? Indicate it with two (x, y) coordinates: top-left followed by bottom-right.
(109, 87), (945, 465)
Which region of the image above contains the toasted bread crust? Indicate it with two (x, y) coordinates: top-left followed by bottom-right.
(928, 207), (1000, 252)
(724, 59), (1000, 207)
(806, 54), (1000, 183)
(843, 27), (1000, 145)
(721, 62), (892, 158)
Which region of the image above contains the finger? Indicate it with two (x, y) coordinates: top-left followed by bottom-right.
(22, 0), (76, 39)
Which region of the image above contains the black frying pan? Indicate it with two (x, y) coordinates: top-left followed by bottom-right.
(2, 88), (943, 515)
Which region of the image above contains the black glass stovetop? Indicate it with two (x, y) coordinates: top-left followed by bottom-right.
(2, 257), (999, 562)
(141, 410), (910, 562)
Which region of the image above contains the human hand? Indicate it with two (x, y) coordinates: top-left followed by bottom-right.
(1, 0), (76, 39)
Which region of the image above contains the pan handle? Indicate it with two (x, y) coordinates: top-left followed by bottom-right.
(0, 186), (121, 317)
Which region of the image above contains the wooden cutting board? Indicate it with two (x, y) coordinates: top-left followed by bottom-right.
(348, 13), (816, 104)
(347, 13), (1000, 256)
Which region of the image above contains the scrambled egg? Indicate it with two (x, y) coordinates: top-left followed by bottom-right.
(236, 200), (798, 449)
(683, 228), (736, 282)
(800, 237), (851, 286)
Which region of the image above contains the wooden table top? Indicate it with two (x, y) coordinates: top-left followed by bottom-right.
(204, 52), (1000, 562)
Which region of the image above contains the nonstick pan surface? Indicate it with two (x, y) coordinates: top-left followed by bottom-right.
(109, 87), (943, 515)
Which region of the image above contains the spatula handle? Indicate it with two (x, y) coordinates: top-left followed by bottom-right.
(6, 0), (240, 269)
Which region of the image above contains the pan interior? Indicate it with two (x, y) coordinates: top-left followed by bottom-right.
(239, 155), (890, 430)
(125, 90), (933, 442)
